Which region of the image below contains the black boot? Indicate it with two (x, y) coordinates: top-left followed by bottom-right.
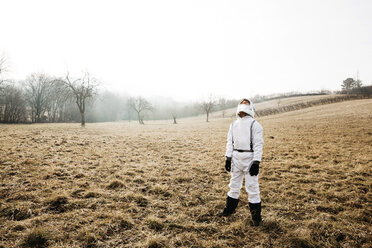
(249, 202), (262, 226)
(217, 196), (239, 217)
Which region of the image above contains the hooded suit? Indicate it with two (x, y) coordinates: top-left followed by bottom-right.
(225, 100), (264, 203)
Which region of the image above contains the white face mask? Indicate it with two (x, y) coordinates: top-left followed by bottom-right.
(237, 104), (250, 113)
(236, 103), (255, 117)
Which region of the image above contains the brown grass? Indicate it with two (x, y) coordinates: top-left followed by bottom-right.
(0, 99), (371, 247)
(212, 94), (370, 119)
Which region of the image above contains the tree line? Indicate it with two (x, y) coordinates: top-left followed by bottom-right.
(0, 56), (240, 125)
(0, 70), (98, 125)
(2, 54), (370, 125)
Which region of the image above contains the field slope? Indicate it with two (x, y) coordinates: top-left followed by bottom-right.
(0, 99), (371, 247)
(210, 94), (360, 119)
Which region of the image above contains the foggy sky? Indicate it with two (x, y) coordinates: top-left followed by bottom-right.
(1, 0), (371, 101)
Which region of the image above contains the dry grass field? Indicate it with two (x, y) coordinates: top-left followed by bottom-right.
(0, 99), (371, 248)
(210, 94), (353, 119)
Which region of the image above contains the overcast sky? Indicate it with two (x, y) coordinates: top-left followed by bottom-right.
(1, 0), (371, 101)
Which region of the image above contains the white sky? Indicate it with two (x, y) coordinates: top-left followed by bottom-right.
(1, 0), (371, 101)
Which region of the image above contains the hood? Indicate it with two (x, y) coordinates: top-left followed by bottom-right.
(236, 98), (255, 117)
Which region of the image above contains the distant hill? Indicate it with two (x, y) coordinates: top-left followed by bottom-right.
(209, 94), (366, 119)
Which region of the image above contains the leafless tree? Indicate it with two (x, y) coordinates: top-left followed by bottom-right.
(0, 54), (10, 96)
(46, 79), (71, 122)
(218, 97), (227, 118)
(63, 72), (99, 126)
(24, 73), (54, 123)
(201, 95), (216, 122)
(1, 84), (27, 123)
(0, 54), (8, 87)
(0, 54), (10, 121)
(128, 96), (153, 124)
(354, 79), (363, 88)
(170, 108), (177, 124)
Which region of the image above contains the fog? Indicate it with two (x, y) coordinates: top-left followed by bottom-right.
(1, 0), (371, 102)
(1, 1), (372, 124)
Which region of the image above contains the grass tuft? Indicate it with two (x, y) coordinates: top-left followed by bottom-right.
(1, 205), (32, 221)
(84, 192), (99, 198)
(46, 196), (69, 213)
(13, 224), (26, 231)
(286, 236), (314, 248)
(146, 216), (164, 231)
(77, 231), (97, 248)
(125, 193), (149, 207)
(260, 218), (283, 236)
(106, 180), (124, 190)
(118, 218), (134, 230)
(22, 228), (51, 248)
(145, 235), (168, 248)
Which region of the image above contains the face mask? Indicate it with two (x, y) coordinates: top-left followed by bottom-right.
(237, 104), (251, 113)
(236, 103), (255, 117)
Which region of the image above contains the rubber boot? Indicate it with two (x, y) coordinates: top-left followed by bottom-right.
(217, 196), (239, 217)
(249, 202), (262, 226)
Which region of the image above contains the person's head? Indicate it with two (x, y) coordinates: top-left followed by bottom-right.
(240, 99), (250, 105)
(236, 98), (255, 118)
(239, 99), (250, 116)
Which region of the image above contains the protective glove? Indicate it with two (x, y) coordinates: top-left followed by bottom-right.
(225, 157), (232, 172)
(249, 161), (260, 176)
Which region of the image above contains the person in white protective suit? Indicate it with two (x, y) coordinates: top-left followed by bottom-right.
(217, 98), (264, 226)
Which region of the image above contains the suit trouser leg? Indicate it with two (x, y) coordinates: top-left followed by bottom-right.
(245, 173), (261, 203)
(227, 167), (244, 199)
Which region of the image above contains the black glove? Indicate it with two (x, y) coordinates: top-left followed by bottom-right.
(249, 161), (260, 176)
(225, 157), (232, 172)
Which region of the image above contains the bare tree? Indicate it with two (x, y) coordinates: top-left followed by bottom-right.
(63, 72), (99, 126)
(24, 73), (54, 123)
(1, 84), (27, 123)
(128, 96), (153, 124)
(166, 101), (179, 124)
(46, 80), (71, 122)
(218, 97), (227, 118)
(170, 108), (178, 124)
(0, 54), (8, 87)
(201, 95), (216, 122)
(0, 55), (7, 121)
(0, 54), (10, 100)
(354, 79), (363, 88)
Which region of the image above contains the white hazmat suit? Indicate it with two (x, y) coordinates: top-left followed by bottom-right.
(225, 100), (264, 204)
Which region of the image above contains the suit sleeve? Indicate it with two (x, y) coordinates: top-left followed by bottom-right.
(225, 123), (233, 157)
(252, 121), (264, 161)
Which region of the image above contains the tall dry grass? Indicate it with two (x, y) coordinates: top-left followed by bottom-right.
(0, 99), (371, 247)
